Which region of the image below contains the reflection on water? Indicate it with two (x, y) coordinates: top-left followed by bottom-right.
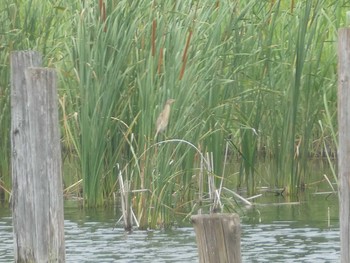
(243, 223), (339, 262)
(0, 192), (340, 262)
(65, 223), (197, 262)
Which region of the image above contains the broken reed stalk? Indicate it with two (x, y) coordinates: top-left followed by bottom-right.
(218, 140), (230, 197)
(206, 152), (219, 213)
(118, 169), (132, 231)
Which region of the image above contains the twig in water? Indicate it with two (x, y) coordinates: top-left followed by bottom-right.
(246, 194), (262, 201)
(323, 174), (335, 192)
(223, 187), (252, 206)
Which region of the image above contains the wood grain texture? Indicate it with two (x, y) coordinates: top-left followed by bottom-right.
(338, 28), (350, 263)
(11, 51), (65, 262)
(192, 214), (241, 263)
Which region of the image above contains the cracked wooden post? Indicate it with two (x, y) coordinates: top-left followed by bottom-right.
(11, 51), (65, 262)
(191, 214), (241, 263)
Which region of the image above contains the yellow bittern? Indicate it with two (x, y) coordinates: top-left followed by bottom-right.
(155, 99), (175, 139)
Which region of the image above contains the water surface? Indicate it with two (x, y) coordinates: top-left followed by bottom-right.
(0, 190), (339, 262)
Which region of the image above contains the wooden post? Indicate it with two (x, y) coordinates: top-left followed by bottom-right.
(191, 214), (241, 263)
(338, 28), (350, 263)
(11, 51), (65, 262)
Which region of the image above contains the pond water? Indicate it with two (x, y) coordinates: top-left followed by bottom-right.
(0, 190), (339, 262)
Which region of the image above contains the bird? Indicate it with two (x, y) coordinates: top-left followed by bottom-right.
(154, 99), (175, 139)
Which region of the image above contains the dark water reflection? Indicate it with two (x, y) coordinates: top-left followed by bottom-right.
(0, 190), (340, 262)
(241, 189), (339, 262)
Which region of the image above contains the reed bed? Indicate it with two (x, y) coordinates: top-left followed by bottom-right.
(0, 0), (343, 228)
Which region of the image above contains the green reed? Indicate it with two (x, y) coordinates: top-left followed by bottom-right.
(0, 0), (343, 228)
(0, 0), (73, 201)
(0, 52), (10, 201)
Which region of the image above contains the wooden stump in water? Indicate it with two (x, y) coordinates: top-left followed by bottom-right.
(191, 214), (241, 263)
(11, 51), (65, 262)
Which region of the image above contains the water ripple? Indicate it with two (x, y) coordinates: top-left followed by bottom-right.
(0, 211), (340, 262)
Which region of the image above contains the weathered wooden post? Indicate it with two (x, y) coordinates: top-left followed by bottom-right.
(191, 214), (241, 263)
(338, 28), (350, 263)
(11, 51), (65, 262)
